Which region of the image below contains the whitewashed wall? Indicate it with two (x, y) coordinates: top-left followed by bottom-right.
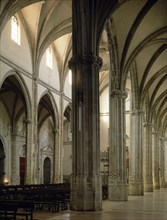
(39, 51), (60, 90)
(1, 15), (32, 73)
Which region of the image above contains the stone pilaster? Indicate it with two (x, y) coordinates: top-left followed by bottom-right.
(108, 90), (128, 201)
(143, 122), (153, 192)
(68, 0), (115, 210)
(165, 138), (167, 185)
(152, 130), (160, 190)
(11, 133), (18, 185)
(159, 137), (165, 188)
(24, 118), (32, 184)
(129, 110), (144, 195)
(31, 76), (38, 184)
(53, 95), (63, 184)
(69, 55), (102, 211)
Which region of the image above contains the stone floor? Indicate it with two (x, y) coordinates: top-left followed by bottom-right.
(32, 188), (167, 220)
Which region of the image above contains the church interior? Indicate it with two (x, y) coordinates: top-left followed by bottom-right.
(0, 0), (167, 219)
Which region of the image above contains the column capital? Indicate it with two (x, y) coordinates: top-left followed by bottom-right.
(152, 130), (160, 135)
(143, 122), (152, 128)
(131, 109), (144, 116)
(68, 54), (103, 69)
(159, 136), (165, 141)
(52, 128), (58, 134)
(23, 118), (31, 124)
(110, 90), (127, 99)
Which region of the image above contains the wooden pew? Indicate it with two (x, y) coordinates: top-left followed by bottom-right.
(0, 202), (17, 220)
(0, 200), (34, 220)
(0, 183), (71, 213)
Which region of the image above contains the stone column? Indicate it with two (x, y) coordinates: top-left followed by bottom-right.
(165, 139), (167, 185)
(24, 118), (33, 184)
(53, 93), (64, 183)
(152, 130), (160, 190)
(11, 133), (18, 185)
(159, 136), (165, 188)
(108, 90), (128, 201)
(31, 77), (38, 184)
(53, 128), (62, 183)
(69, 55), (102, 211)
(164, 137), (167, 187)
(129, 110), (144, 195)
(52, 128), (56, 183)
(68, 0), (116, 210)
(143, 122), (153, 192)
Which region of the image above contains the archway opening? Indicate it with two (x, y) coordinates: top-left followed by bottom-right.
(19, 144), (26, 185)
(38, 94), (55, 184)
(0, 139), (5, 185)
(43, 157), (51, 184)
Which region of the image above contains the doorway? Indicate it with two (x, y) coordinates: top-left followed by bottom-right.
(19, 145), (26, 185)
(43, 157), (51, 184)
(20, 157), (26, 185)
(0, 140), (5, 185)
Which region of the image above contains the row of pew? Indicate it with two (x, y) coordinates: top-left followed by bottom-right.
(0, 183), (70, 219)
(0, 183), (108, 219)
(0, 200), (33, 220)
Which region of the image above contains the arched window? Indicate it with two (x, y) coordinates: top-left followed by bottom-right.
(68, 70), (72, 85)
(46, 46), (52, 69)
(11, 16), (20, 45)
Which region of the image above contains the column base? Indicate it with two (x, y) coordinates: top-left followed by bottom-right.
(53, 175), (63, 183)
(24, 176), (32, 185)
(129, 182), (144, 196)
(108, 177), (128, 201)
(70, 175), (102, 211)
(144, 181), (153, 192)
(160, 179), (166, 188)
(153, 185), (160, 190)
(153, 179), (160, 190)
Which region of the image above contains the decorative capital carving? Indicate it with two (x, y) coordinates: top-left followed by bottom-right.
(143, 122), (152, 128)
(110, 90), (127, 99)
(68, 54), (103, 69)
(131, 109), (143, 116)
(159, 136), (165, 141)
(152, 130), (160, 135)
(23, 118), (31, 124)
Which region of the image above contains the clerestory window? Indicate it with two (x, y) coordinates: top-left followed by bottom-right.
(11, 16), (20, 45)
(46, 46), (52, 69)
(68, 70), (72, 85)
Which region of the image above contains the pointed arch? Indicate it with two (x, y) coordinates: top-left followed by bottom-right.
(38, 90), (59, 130)
(64, 103), (72, 122)
(122, 26), (167, 88)
(1, 70), (31, 125)
(130, 61), (140, 110)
